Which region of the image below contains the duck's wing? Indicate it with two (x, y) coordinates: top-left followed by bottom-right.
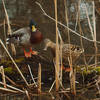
(6, 27), (30, 45)
(8, 27), (29, 38)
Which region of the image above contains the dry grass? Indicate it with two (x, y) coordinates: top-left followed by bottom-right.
(54, 0), (60, 91)
(0, 81), (24, 93)
(2, 0), (16, 55)
(0, 66), (6, 88)
(36, 0), (99, 96)
(28, 65), (37, 87)
(36, 2), (100, 44)
(78, 0), (87, 67)
(0, 39), (29, 86)
(92, 1), (98, 67)
(38, 63), (42, 93)
(64, 0), (76, 95)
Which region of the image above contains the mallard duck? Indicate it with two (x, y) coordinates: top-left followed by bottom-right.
(44, 38), (84, 72)
(7, 20), (43, 57)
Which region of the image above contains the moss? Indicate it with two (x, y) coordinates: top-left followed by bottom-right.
(0, 57), (24, 65)
(82, 70), (91, 75)
(14, 58), (24, 63)
(76, 65), (100, 75)
(94, 66), (100, 74)
(4, 67), (13, 74)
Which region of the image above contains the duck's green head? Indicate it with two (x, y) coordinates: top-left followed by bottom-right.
(29, 19), (37, 32)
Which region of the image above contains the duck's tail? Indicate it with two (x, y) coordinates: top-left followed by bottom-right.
(6, 34), (21, 45)
(6, 37), (10, 44)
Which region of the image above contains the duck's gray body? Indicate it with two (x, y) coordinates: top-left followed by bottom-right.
(7, 27), (31, 47)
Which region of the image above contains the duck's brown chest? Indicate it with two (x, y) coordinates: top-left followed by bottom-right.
(30, 30), (43, 44)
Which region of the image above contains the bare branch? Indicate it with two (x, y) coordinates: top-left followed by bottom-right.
(36, 2), (100, 44)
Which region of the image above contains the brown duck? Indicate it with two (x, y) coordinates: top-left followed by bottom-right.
(44, 38), (84, 71)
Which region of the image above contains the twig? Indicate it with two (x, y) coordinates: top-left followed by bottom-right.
(64, 0), (76, 95)
(2, 0), (11, 34)
(3, 19), (7, 48)
(78, 0), (87, 67)
(68, 57), (76, 95)
(5, 75), (23, 87)
(84, 1), (94, 39)
(92, 1), (98, 67)
(27, 65), (37, 87)
(0, 22), (22, 27)
(2, 66), (6, 88)
(2, 0), (16, 55)
(75, 12), (78, 31)
(88, 61), (100, 67)
(53, 60), (66, 90)
(57, 28), (63, 87)
(0, 39), (29, 86)
(0, 81), (24, 93)
(49, 92), (55, 100)
(0, 87), (18, 93)
(54, 0), (60, 91)
(36, 2), (100, 44)
(0, 66), (6, 88)
(38, 63), (41, 93)
(57, 28), (64, 43)
(49, 80), (55, 92)
(25, 90), (31, 100)
(87, 55), (94, 64)
(96, 78), (100, 95)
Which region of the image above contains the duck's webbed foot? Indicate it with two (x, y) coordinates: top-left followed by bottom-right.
(30, 47), (38, 55)
(23, 49), (31, 58)
(23, 47), (38, 58)
(62, 65), (72, 72)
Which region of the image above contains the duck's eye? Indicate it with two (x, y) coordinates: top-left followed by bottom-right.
(77, 47), (80, 50)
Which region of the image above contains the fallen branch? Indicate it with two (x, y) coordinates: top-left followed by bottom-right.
(0, 81), (24, 93)
(0, 87), (18, 93)
(27, 65), (37, 87)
